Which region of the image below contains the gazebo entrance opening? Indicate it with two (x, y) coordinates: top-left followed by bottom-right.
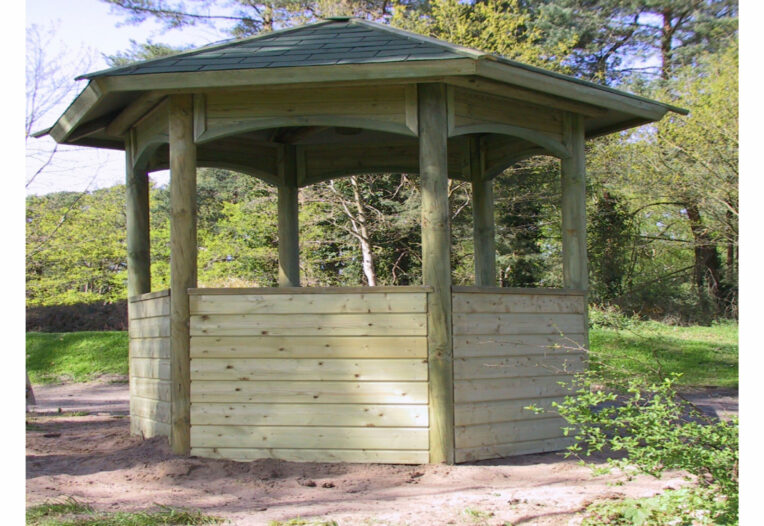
(42, 17), (685, 465)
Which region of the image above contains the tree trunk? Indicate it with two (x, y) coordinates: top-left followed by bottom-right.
(350, 177), (377, 286)
(685, 202), (722, 309)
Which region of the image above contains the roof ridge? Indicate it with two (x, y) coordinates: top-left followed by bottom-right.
(350, 19), (488, 60)
(75, 19), (338, 80)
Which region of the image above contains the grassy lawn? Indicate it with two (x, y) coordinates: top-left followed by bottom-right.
(589, 320), (738, 389)
(26, 320), (738, 389)
(26, 331), (129, 384)
(26, 498), (222, 525)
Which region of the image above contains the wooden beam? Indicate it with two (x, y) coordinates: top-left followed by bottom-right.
(560, 113), (588, 291)
(107, 92), (166, 137)
(169, 95), (197, 455)
(98, 59), (477, 93)
(125, 132), (151, 298)
(418, 83), (454, 465)
(446, 76), (608, 118)
(470, 136), (495, 286)
(278, 145), (300, 287)
(477, 60), (669, 121)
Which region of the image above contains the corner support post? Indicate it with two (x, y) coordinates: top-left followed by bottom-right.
(278, 145), (300, 287)
(470, 136), (495, 287)
(419, 83), (454, 465)
(125, 132), (151, 299)
(561, 113), (588, 290)
(169, 95), (197, 455)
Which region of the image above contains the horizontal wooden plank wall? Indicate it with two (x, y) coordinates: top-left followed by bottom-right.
(128, 290), (172, 438)
(452, 288), (586, 463)
(189, 288), (430, 464)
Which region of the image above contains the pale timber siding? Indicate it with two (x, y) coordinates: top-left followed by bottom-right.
(452, 288), (586, 463)
(188, 288), (430, 464)
(129, 290), (171, 438)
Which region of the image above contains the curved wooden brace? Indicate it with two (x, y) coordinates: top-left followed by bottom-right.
(144, 147), (281, 186)
(450, 124), (570, 160)
(196, 116), (417, 145)
(483, 146), (550, 181)
(134, 137), (168, 173)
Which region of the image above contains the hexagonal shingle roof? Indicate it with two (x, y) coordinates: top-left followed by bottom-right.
(79, 17), (482, 79)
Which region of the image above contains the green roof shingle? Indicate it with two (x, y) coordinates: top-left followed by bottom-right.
(79, 18), (476, 79)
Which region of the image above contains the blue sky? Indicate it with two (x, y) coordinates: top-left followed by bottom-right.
(25, 0), (231, 195)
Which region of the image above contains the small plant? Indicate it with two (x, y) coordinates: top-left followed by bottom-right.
(582, 487), (730, 525)
(588, 304), (637, 330)
(463, 507), (494, 524)
(532, 371), (738, 524)
(27, 497), (93, 524)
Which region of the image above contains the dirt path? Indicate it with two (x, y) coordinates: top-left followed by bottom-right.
(27, 381), (736, 525)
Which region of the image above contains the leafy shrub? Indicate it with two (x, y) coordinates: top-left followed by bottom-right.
(589, 304), (637, 330)
(549, 373), (738, 524)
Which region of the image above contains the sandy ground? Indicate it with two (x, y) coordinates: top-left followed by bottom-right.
(26, 380), (737, 526)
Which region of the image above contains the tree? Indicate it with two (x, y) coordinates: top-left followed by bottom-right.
(26, 24), (91, 189)
(101, 0), (399, 36)
(531, 0), (738, 82)
(391, 0), (574, 71)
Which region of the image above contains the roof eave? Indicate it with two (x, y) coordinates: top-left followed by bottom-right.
(477, 58), (688, 120)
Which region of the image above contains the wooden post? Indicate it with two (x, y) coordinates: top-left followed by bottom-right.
(125, 133), (151, 299)
(561, 113), (588, 290)
(418, 83), (454, 464)
(169, 95), (197, 455)
(470, 136), (495, 287)
(278, 145), (300, 287)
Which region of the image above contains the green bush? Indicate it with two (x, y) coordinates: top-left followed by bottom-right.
(543, 373), (738, 524)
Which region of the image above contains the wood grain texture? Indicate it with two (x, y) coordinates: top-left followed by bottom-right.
(453, 334), (587, 358)
(278, 144), (300, 287)
(169, 94), (197, 455)
(190, 358), (427, 382)
(131, 358), (171, 380)
(191, 403), (428, 427)
(125, 135), (151, 299)
(190, 335), (427, 359)
(561, 113), (588, 291)
(455, 436), (573, 463)
(191, 447), (429, 464)
(470, 136), (495, 287)
(190, 292), (427, 314)
(203, 85), (415, 141)
(128, 316), (170, 339)
(190, 313), (427, 336)
(191, 380), (428, 404)
(130, 337), (171, 359)
(191, 425), (428, 450)
(419, 82), (454, 464)
(454, 376), (574, 404)
(454, 354), (585, 380)
(451, 85), (564, 138)
(454, 397), (563, 427)
(452, 313), (586, 335)
(453, 292), (585, 314)
(455, 416), (568, 448)
(130, 297), (170, 319)
(131, 415), (172, 438)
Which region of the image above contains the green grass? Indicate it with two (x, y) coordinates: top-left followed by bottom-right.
(26, 499), (223, 526)
(589, 320), (738, 388)
(26, 331), (129, 384)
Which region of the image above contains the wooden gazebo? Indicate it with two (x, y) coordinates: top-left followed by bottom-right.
(42, 18), (686, 464)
